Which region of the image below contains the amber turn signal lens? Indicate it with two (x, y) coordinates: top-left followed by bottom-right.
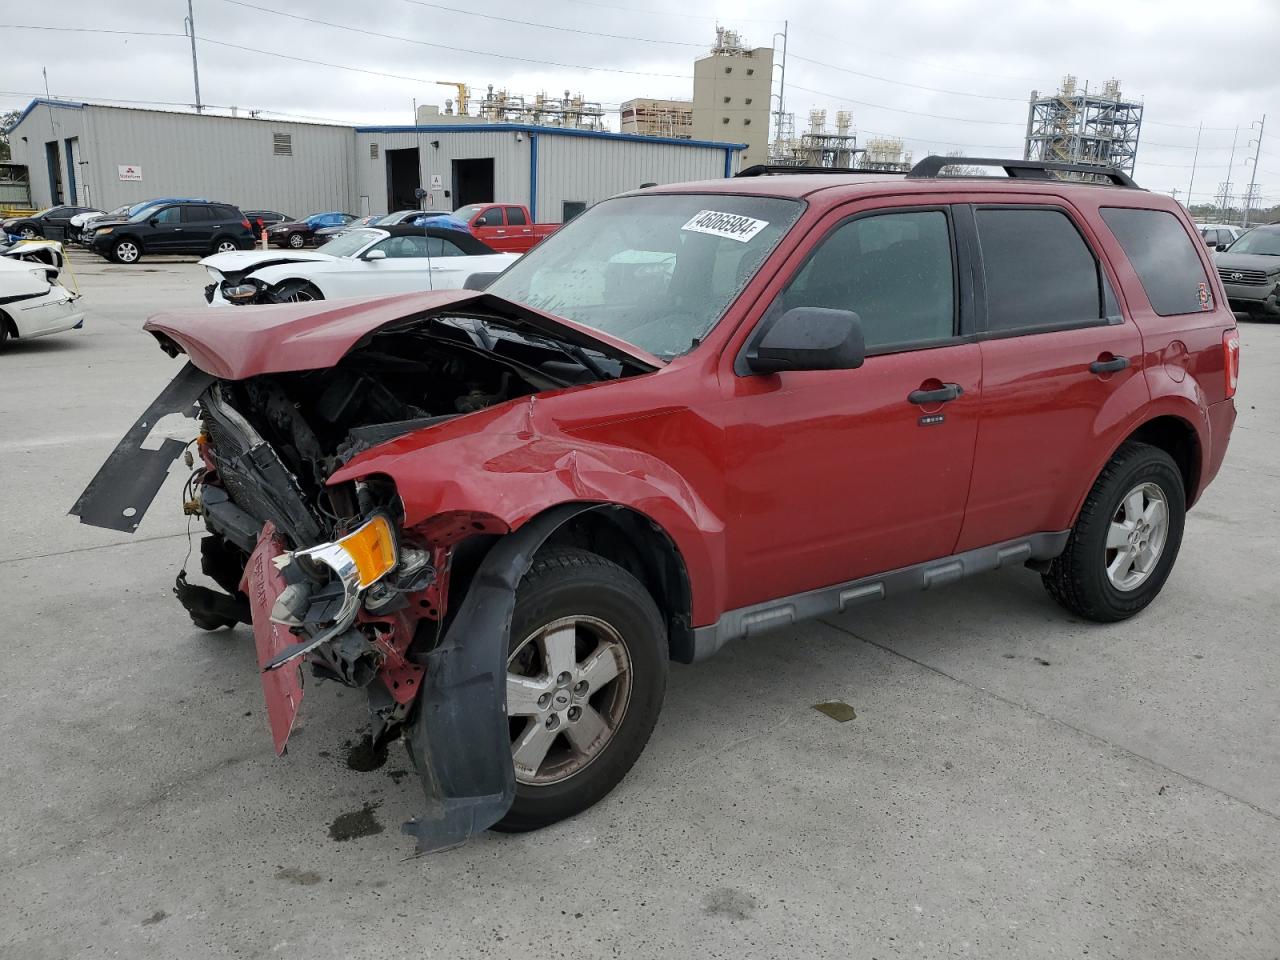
(336, 514), (397, 588)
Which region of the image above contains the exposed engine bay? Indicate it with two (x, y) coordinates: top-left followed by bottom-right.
(70, 293), (654, 852)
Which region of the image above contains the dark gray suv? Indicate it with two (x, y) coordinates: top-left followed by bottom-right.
(87, 202), (254, 264)
(1214, 224), (1280, 317)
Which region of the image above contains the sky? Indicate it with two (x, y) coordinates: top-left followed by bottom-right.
(3, 0), (1278, 206)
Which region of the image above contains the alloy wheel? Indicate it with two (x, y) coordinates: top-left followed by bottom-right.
(1105, 481), (1169, 591)
(288, 234), (305, 248)
(19, 227), (37, 240)
(216, 240), (237, 254)
(115, 241), (139, 263)
(506, 615), (633, 786)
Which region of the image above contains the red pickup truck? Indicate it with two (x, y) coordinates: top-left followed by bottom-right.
(454, 203), (558, 253)
(74, 156), (1238, 853)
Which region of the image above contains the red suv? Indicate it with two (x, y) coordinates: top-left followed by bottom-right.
(74, 157), (1239, 852)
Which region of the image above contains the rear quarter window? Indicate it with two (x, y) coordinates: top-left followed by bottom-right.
(1100, 208), (1213, 316)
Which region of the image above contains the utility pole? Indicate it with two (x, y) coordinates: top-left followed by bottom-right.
(185, 0), (203, 113)
(1217, 126), (1239, 222)
(1243, 114), (1266, 229)
(1185, 121), (1202, 209)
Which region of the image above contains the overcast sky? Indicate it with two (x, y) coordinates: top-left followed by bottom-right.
(4, 0), (1278, 204)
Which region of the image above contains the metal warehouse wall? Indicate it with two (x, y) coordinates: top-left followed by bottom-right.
(12, 104), (354, 214)
(78, 107), (354, 214)
(9, 104), (87, 209)
(355, 127), (738, 223)
(533, 134), (732, 223)
(353, 130), (530, 216)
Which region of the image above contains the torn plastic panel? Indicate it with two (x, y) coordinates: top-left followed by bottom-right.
(402, 502), (600, 854)
(69, 362), (213, 532)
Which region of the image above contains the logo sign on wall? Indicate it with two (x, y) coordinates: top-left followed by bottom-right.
(429, 174), (443, 189)
(118, 165), (143, 182)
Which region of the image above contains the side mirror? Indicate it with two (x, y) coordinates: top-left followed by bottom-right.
(1216, 243), (1229, 252)
(149, 218), (160, 227)
(364, 249), (387, 261)
(746, 307), (866, 375)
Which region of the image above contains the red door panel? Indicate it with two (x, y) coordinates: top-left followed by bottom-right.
(722, 342), (982, 610)
(957, 324), (1146, 550)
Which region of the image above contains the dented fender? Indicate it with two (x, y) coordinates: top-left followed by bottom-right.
(329, 396), (728, 624)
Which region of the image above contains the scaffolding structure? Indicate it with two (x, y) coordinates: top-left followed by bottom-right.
(1024, 76), (1144, 175)
(769, 109), (863, 167)
(620, 98), (693, 139)
(439, 85), (607, 130)
(859, 136), (912, 172)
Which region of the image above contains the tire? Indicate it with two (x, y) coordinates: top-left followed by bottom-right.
(111, 238), (142, 264)
(492, 547), (668, 833)
(0, 312), (12, 351)
(18, 226), (39, 240)
(288, 233), (305, 248)
(271, 280), (324, 303)
(212, 237), (239, 255)
(1042, 441), (1186, 623)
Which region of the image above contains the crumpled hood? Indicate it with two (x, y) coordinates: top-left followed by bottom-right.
(143, 289), (662, 379)
(1213, 252), (1280, 274)
(200, 249), (335, 277)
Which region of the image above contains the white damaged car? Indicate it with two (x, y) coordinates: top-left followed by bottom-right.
(199, 223), (519, 306)
(0, 252), (84, 349)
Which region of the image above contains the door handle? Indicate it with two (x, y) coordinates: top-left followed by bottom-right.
(1089, 355), (1130, 374)
(908, 383), (964, 405)
(496, 229), (506, 234)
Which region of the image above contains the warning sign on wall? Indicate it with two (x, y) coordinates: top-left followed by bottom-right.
(118, 165), (142, 182)
(429, 174), (443, 189)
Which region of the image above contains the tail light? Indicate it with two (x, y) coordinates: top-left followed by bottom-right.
(1223, 329), (1240, 398)
(241, 218), (252, 230)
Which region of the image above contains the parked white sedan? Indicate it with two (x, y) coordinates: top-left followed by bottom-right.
(0, 254), (84, 349)
(200, 224), (518, 306)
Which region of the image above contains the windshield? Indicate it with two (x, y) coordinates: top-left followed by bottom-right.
(486, 193), (803, 358)
(454, 204), (485, 222)
(1224, 229), (1280, 256)
(315, 228), (384, 257)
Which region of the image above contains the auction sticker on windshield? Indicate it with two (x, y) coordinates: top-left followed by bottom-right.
(681, 210), (769, 243)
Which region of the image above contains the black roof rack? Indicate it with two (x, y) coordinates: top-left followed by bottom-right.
(907, 155), (1139, 188)
(735, 164), (891, 178)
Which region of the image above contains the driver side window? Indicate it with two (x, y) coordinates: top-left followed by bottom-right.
(773, 210), (956, 352)
(152, 206), (182, 225)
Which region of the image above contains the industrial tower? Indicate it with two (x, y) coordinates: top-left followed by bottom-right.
(1024, 77), (1144, 176)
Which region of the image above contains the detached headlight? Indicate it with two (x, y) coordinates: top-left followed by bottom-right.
(95, 226), (114, 235)
(264, 515), (398, 670)
(221, 282), (260, 301)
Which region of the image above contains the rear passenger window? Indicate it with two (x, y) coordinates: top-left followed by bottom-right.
(1101, 208), (1214, 315)
(976, 208), (1105, 332)
(505, 207), (527, 225)
(773, 210), (955, 351)
(182, 206), (214, 222)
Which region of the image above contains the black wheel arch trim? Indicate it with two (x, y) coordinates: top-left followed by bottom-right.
(400, 501), (607, 854)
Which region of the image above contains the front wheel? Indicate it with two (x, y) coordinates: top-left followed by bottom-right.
(288, 233), (306, 248)
(1043, 442), (1186, 622)
(111, 239), (141, 264)
(493, 547), (668, 833)
(18, 226), (38, 240)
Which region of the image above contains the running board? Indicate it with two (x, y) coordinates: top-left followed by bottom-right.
(690, 531), (1070, 661)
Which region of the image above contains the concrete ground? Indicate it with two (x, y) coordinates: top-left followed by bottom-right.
(1, 249), (1277, 960)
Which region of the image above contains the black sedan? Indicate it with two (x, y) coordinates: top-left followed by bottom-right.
(3, 205), (103, 241)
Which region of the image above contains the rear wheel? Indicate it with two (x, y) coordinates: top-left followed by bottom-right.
(0, 312), (12, 351)
(212, 237), (239, 255)
(111, 239), (141, 264)
(1042, 442), (1186, 622)
(493, 547), (668, 833)
(288, 233), (306, 249)
(271, 280), (323, 303)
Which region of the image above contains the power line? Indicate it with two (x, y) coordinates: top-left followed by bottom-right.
(392, 0), (702, 46)
(787, 83), (1024, 126)
(788, 54), (1024, 103)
